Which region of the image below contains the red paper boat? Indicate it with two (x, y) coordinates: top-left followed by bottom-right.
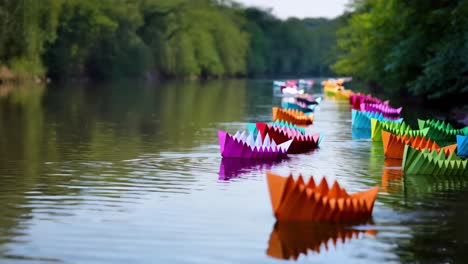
(255, 122), (321, 154)
(266, 172), (379, 222)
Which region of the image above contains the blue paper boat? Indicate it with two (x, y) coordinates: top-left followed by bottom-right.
(457, 135), (467, 157)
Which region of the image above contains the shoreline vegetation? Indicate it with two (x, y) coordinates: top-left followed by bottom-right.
(0, 0), (339, 83)
(0, 0), (467, 107)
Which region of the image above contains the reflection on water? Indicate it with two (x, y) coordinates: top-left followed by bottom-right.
(218, 159), (285, 181)
(266, 221), (376, 261)
(381, 168), (404, 194)
(0, 79), (467, 263)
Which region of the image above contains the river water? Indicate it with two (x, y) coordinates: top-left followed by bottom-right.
(0, 79), (467, 263)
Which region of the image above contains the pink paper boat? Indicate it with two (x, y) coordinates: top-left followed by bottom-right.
(360, 103), (402, 119)
(218, 130), (293, 159)
(350, 93), (388, 110)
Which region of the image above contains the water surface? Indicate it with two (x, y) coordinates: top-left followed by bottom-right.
(0, 80), (467, 263)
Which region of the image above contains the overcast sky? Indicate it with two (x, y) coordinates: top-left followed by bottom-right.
(236, 0), (349, 19)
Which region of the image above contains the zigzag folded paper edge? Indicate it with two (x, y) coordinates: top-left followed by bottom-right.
(401, 145), (468, 176)
(247, 121), (307, 136)
(352, 109), (403, 129)
(381, 130), (457, 160)
(272, 107), (314, 126)
(360, 103), (402, 115)
(417, 119), (468, 140)
(371, 119), (429, 141)
(255, 122), (322, 153)
(218, 130), (293, 159)
(266, 171), (379, 222)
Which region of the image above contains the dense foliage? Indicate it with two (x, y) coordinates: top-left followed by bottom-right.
(333, 0), (468, 100)
(0, 0), (338, 80)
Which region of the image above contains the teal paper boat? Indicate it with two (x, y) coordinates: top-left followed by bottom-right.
(352, 109), (403, 130)
(402, 145), (468, 176)
(282, 102), (315, 113)
(248, 120), (306, 136)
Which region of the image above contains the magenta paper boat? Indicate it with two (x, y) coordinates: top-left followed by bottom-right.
(350, 93), (388, 110)
(218, 130), (292, 159)
(360, 103), (402, 119)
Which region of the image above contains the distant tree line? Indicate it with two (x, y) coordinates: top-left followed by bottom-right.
(333, 0), (468, 101)
(0, 0), (340, 81)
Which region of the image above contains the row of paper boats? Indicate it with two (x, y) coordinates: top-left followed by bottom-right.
(218, 90), (382, 227)
(346, 92), (468, 176)
(218, 93), (322, 159)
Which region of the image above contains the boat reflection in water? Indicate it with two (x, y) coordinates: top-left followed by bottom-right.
(381, 168), (405, 194)
(266, 220), (376, 260)
(218, 158), (285, 181)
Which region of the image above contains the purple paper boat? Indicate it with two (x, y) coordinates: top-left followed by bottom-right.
(218, 130), (292, 159)
(360, 103), (402, 119)
(218, 158), (282, 181)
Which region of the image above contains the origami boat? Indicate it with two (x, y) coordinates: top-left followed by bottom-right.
(349, 93), (387, 110)
(381, 130), (457, 160)
(247, 121), (306, 136)
(272, 107), (314, 126)
(418, 119), (468, 144)
(272, 120), (306, 134)
(266, 221), (376, 260)
(360, 103), (402, 119)
(255, 122), (322, 154)
(282, 102), (314, 113)
(352, 128), (371, 139)
(334, 89), (354, 100)
(371, 119), (429, 141)
(402, 145), (468, 176)
(457, 135), (468, 157)
(218, 131), (292, 159)
(352, 109), (403, 130)
(295, 95), (321, 106)
(266, 172), (379, 222)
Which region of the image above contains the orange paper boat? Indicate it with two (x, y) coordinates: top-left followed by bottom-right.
(272, 107), (314, 126)
(266, 172), (379, 222)
(267, 221), (376, 260)
(382, 130), (457, 160)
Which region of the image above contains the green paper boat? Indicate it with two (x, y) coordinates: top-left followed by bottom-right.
(371, 119), (429, 141)
(402, 145), (468, 176)
(418, 119), (468, 143)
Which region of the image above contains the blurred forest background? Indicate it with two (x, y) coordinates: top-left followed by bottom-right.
(0, 0), (467, 102)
